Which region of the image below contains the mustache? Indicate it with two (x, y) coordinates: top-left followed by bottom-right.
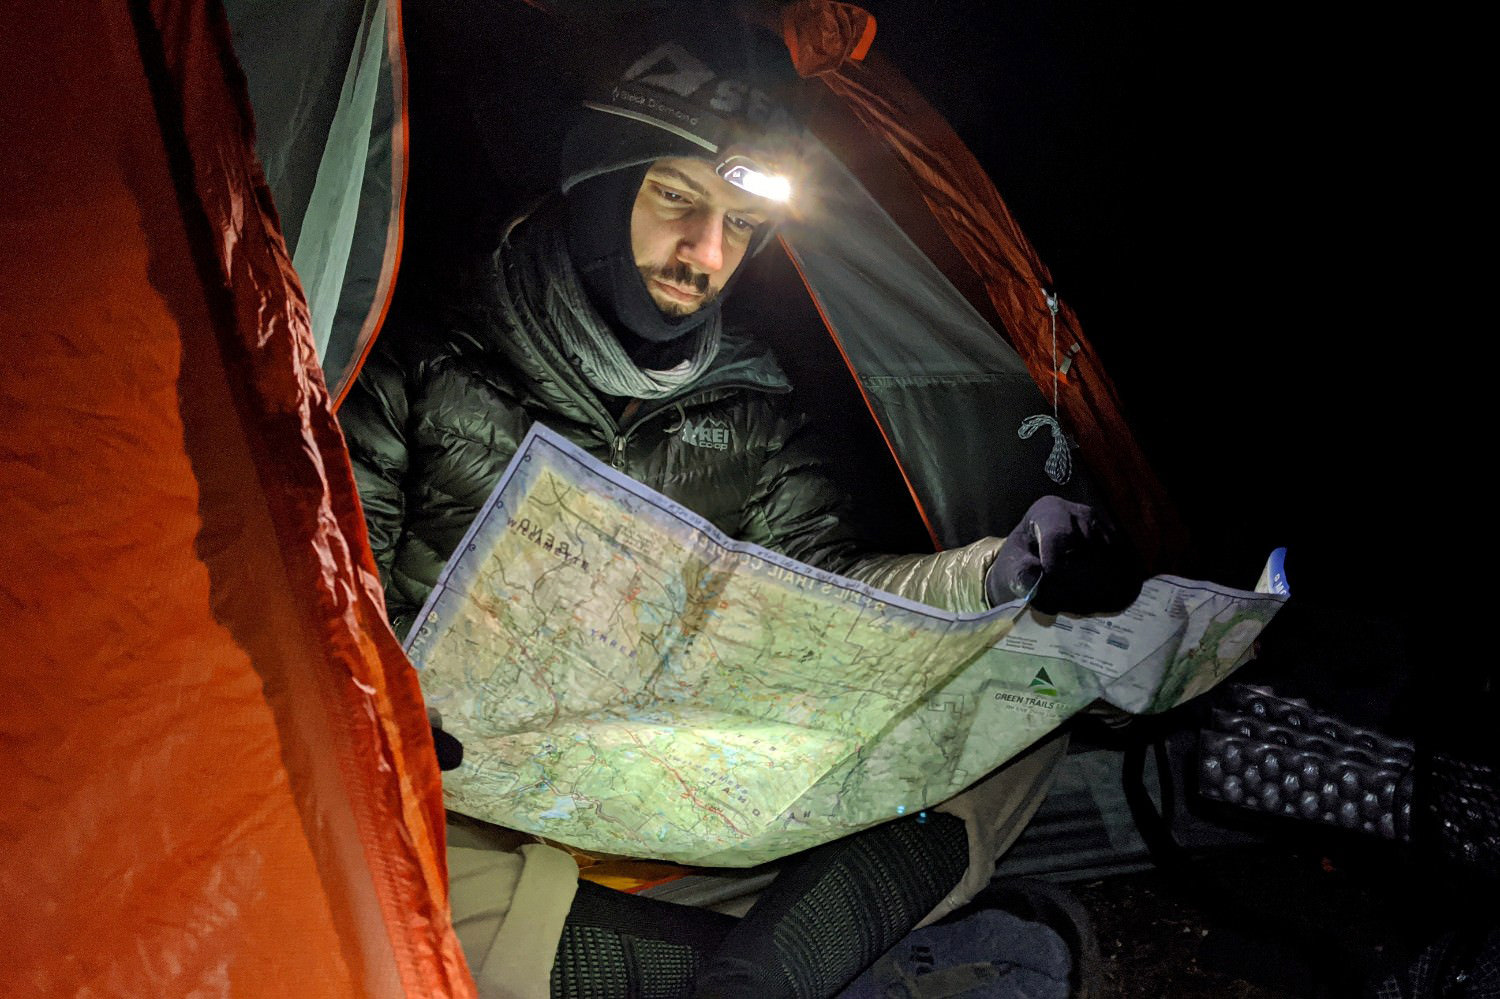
(642, 261), (711, 296)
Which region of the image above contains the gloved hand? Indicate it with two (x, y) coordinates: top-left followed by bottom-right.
(431, 725), (464, 771)
(985, 496), (1142, 616)
(427, 707), (464, 771)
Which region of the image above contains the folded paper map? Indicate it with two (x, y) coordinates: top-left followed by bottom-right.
(406, 424), (1290, 866)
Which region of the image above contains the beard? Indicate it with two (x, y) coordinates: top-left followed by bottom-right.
(638, 260), (719, 317)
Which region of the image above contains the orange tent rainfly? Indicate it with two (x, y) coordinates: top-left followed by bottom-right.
(1, 4), (472, 997)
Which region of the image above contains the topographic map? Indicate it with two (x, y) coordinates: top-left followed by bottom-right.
(406, 425), (1290, 866)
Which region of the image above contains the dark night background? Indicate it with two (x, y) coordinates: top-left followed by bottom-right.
(864, 1), (1441, 717)
(870, 1), (1395, 591)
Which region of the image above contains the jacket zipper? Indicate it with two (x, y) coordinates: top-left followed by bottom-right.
(610, 379), (786, 471)
(611, 387), (725, 470)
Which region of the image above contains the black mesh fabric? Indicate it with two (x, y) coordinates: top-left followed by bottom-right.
(694, 812), (971, 998)
(551, 879), (738, 999)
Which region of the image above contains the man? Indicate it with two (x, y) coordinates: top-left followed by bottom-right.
(341, 17), (1135, 999)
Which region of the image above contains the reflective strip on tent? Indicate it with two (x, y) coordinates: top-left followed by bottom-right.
(0, 3), (471, 995)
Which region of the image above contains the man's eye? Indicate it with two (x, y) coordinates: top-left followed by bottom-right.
(727, 216), (758, 234)
(656, 186), (687, 203)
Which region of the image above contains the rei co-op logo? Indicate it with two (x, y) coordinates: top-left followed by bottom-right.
(621, 42), (796, 132)
(679, 415), (731, 451)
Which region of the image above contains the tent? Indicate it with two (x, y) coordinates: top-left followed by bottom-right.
(2, 1), (1183, 995)
(2, 3), (467, 996)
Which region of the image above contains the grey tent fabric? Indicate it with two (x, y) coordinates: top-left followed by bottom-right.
(224, 0), (405, 400)
(779, 137), (1098, 547)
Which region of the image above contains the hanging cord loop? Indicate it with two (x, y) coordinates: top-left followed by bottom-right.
(1018, 289), (1073, 484)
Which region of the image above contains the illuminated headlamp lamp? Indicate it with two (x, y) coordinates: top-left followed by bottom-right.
(716, 154), (792, 203)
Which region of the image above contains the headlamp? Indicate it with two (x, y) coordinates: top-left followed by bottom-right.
(716, 154), (792, 203)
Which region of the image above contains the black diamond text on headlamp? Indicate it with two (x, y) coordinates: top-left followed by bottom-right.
(716, 154), (792, 202)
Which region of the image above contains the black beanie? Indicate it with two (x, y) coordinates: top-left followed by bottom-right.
(557, 18), (803, 196)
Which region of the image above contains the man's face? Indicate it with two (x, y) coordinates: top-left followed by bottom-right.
(630, 157), (776, 317)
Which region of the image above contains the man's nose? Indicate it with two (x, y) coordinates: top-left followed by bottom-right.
(677, 212), (724, 274)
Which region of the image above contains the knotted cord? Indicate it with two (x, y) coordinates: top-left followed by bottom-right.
(1018, 290), (1072, 485)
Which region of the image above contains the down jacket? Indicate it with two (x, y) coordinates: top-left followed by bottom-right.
(339, 271), (1006, 640)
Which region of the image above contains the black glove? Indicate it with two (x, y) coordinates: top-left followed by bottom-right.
(431, 725), (464, 771)
(985, 496), (1142, 616)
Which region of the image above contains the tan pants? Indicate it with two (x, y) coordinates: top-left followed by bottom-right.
(447, 823), (578, 999)
(926, 729), (1070, 926)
